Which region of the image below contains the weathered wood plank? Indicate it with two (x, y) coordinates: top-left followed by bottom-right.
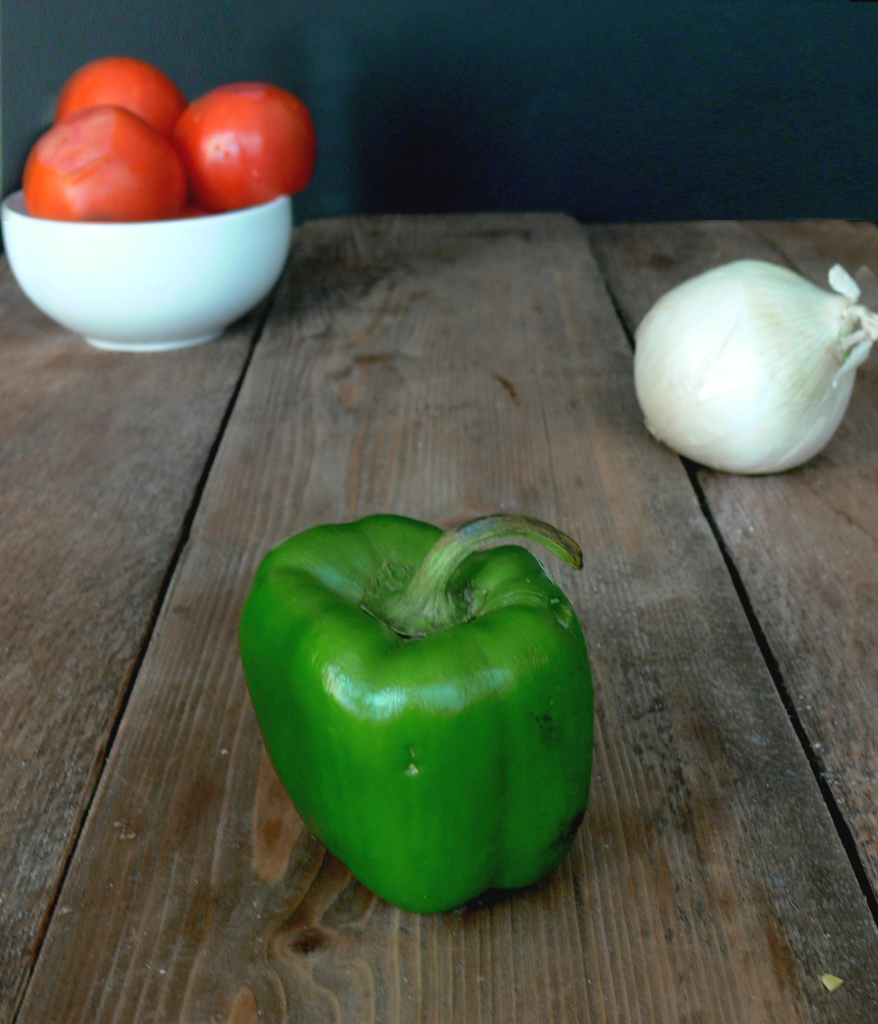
(589, 219), (878, 892)
(0, 261), (259, 1024)
(17, 214), (878, 1023)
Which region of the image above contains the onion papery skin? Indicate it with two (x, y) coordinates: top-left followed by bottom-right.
(633, 260), (863, 475)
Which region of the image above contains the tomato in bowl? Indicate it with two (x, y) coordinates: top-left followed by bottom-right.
(54, 56), (188, 137)
(23, 105), (188, 222)
(173, 82), (317, 212)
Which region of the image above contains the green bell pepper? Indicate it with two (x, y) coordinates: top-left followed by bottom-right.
(239, 513), (593, 913)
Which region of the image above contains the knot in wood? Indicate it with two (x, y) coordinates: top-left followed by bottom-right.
(286, 925), (332, 958)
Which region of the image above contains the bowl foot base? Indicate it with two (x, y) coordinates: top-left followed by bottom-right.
(84, 331), (222, 353)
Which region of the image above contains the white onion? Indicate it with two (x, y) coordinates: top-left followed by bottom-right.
(633, 260), (876, 474)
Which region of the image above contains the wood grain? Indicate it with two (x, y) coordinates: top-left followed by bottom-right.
(589, 219), (878, 889)
(0, 261), (259, 1024)
(15, 215), (878, 1023)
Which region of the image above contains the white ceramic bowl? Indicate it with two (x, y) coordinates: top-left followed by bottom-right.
(1, 191), (293, 352)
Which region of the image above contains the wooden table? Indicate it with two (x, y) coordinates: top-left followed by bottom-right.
(2, 213), (877, 1023)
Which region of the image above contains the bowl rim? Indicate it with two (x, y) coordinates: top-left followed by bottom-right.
(1, 189), (291, 229)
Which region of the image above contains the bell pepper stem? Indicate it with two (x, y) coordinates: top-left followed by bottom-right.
(364, 514), (582, 637)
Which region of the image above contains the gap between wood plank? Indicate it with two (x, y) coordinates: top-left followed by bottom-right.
(8, 296), (274, 1024)
(599, 270), (878, 932)
(682, 459), (878, 928)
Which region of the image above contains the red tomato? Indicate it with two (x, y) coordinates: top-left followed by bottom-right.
(56, 56), (187, 137)
(23, 106), (187, 222)
(173, 82), (316, 212)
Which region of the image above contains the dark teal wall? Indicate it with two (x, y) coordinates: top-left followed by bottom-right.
(3, 1), (874, 223)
